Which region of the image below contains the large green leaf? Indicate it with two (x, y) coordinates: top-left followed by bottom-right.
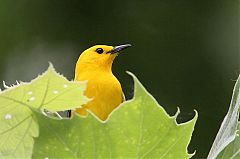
(33, 72), (197, 159)
(0, 64), (88, 159)
(208, 75), (240, 159)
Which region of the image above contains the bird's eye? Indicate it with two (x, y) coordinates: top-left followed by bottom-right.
(96, 48), (104, 54)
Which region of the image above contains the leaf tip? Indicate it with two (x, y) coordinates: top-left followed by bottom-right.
(173, 107), (180, 119)
(126, 71), (138, 81)
(47, 62), (55, 71)
(193, 109), (198, 120)
(3, 81), (10, 89)
(126, 71), (148, 98)
(188, 150), (196, 158)
(126, 70), (133, 76)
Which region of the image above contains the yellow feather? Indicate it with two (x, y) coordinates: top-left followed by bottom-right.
(74, 45), (130, 121)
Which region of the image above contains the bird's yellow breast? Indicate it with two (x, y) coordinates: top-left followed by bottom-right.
(75, 70), (123, 121)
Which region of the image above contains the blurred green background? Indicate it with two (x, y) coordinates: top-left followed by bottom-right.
(0, 0), (239, 158)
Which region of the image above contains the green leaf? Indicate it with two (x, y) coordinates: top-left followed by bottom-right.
(0, 64), (88, 159)
(217, 122), (240, 159)
(32, 72), (197, 159)
(208, 75), (240, 159)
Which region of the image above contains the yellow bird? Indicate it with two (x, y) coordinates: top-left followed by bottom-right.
(73, 44), (131, 121)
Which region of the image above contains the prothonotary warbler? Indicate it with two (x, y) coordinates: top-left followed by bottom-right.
(71, 44), (131, 121)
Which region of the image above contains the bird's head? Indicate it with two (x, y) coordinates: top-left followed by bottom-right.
(76, 44), (131, 71)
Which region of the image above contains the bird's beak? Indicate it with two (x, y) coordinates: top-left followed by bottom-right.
(108, 44), (132, 54)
